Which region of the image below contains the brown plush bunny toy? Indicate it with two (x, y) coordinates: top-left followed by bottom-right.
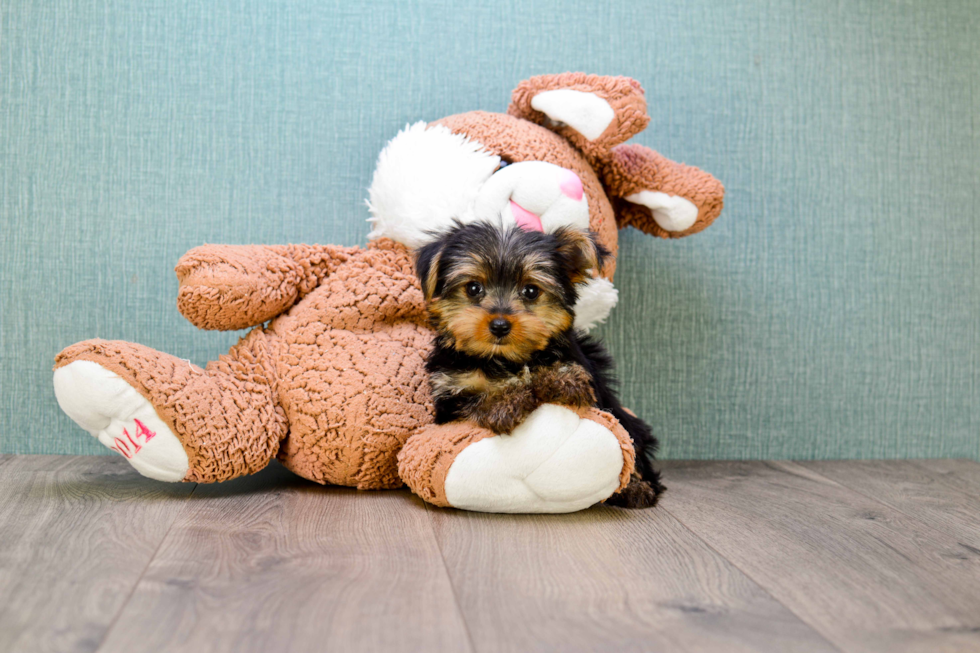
(53, 73), (724, 513)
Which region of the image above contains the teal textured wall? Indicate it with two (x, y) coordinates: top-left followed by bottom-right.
(2, 0), (978, 459)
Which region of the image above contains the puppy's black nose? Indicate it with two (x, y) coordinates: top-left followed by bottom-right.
(488, 318), (512, 338)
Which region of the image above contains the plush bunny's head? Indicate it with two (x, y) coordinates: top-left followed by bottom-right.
(366, 73), (724, 330)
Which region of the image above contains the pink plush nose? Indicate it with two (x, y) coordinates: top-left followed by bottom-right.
(559, 169), (583, 201)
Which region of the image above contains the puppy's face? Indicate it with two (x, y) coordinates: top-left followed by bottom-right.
(416, 222), (606, 362)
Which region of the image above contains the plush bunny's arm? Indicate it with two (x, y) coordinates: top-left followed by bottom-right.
(175, 243), (358, 330)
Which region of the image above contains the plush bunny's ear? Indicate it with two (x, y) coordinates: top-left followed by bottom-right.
(603, 144), (725, 239)
(508, 73), (650, 161)
(510, 73), (725, 238)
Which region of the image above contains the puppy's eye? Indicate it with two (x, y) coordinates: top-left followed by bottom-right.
(520, 284), (540, 301)
(465, 281), (484, 298)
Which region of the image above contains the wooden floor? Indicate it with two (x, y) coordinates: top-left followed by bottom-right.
(1, 456), (978, 653)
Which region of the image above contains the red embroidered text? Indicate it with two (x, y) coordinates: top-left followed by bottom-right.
(109, 419), (157, 459)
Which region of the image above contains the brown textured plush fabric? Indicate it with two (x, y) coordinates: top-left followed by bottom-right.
(54, 73), (725, 510)
(269, 239), (434, 489)
(397, 421), (495, 507)
(508, 72), (724, 241)
(509, 73), (650, 163)
(603, 144), (726, 238)
(57, 239), (433, 487)
(176, 244), (358, 331)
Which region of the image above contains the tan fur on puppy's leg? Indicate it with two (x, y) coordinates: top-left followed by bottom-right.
(471, 384), (538, 434)
(533, 362), (596, 407)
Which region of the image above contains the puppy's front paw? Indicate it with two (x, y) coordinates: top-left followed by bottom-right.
(533, 363), (596, 407)
(475, 388), (538, 434)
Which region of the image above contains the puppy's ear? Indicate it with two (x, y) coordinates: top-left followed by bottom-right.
(553, 228), (608, 285)
(414, 240), (444, 301)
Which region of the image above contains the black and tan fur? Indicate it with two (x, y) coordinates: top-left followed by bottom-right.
(415, 221), (664, 508)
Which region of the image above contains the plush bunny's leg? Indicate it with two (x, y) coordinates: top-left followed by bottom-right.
(398, 405), (634, 513)
(54, 330), (286, 483)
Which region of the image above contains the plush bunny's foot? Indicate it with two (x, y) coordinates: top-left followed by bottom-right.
(399, 404), (634, 514)
(444, 405), (627, 513)
(54, 361), (189, 482)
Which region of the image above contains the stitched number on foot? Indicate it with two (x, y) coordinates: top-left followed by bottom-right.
(109, 419), (157, 459)
(53, 360), (190, 482)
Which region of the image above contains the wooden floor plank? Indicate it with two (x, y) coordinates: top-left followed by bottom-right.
(428, 503), (840, 653)
(799, 460), (980, 548)
(0, 454), (105, 474)
(97, 462), (472, 653)
(4, 456), (977, 652)
(912, 459), (980, 496)
(0, 455), (196, 653)
(660, 461), (980, 653)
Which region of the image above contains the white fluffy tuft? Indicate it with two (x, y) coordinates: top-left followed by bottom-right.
(366, 122), (500, 249)
(573, 277), (619, 331)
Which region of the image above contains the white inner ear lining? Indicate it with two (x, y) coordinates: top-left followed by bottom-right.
(530, 89), (615, 141)
(625, 191), (699, 232)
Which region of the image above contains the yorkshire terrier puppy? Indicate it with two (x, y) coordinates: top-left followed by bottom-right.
(415, 221), (664, 508)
